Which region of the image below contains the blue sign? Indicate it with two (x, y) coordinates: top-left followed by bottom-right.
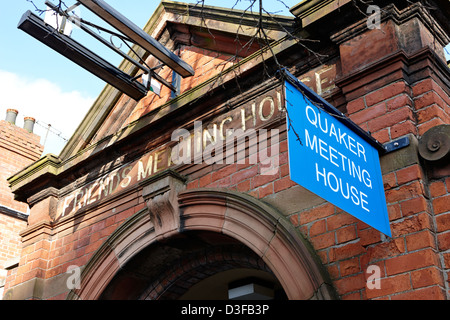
(285, 80), (391, 237)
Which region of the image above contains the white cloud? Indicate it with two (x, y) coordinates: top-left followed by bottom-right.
(0, 70), (95, 155)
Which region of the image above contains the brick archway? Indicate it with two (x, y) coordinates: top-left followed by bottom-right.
(177, 189), (335, 300)
(67, 187), (335, 300)
(137, 241), (282, 300)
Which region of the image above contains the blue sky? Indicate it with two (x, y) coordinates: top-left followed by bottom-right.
(1, 1), (449, 156)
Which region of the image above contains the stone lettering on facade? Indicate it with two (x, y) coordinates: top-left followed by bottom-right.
(57, 89), (284, 219)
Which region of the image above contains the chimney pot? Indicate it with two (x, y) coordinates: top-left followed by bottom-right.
(6, 109), (18, 124)
(23, 117), (36, 133)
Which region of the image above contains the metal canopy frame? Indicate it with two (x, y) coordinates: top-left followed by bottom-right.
(77, 0), (194, 78)
(18, 0), (194, 100)
(18, 10), (148, 101)
(44, 1), (177, 93)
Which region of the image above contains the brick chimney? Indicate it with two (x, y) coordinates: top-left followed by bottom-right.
(23, 117), (36, 133)
(5, 109), (18, 125)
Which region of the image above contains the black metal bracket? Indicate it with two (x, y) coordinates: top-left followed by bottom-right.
(77, 0), (194, 78)
(383, 136), (410, 153)
(18, 10), (148, 101)
(20, 0), (194, 100)
(44, 1), (177, 93)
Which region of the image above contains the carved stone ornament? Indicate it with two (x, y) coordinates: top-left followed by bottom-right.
(418, 124), (450, 162)
(141, 169), (186, 238)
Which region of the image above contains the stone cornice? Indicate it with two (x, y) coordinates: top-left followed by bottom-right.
(8, 154), (61, 191)
(290, 0), (352, 28)
(291, 0), (450, 47)
(19, 220), (53, 243)
(26, 187), (60, 207)
(162, 0), (295, 31)
(336, 47), (450, 99)
(330, 3), (450, 46)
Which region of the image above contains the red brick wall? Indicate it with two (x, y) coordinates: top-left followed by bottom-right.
(2, 42), (241, 298)
(182, 61), (450, 300)
(6, 58), (450, 300)
(5, 56), (450, 301)
(291, 75), (449, 299)
(0, 118), (43, 297)
(0, 214), (26, 269)
(123, 46), (237, 130)
(413, 77), (450, 299)
(89, 45), (239, 147)
(3, 190), (146, 297)
(347, 81), (416, 144)
(0, 120), (43, 212)
(0, 212), (27, 296)
(185, 62), (450, 300)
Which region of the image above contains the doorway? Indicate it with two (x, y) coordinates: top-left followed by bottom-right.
(99, 231), (287, 300)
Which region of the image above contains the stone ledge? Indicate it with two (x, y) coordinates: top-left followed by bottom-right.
(4, 257), (20, 270)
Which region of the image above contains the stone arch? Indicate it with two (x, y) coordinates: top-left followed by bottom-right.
(67, 183), (335, 300)
(177, 189), (335, 300)
(137, 241), (280, 300)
